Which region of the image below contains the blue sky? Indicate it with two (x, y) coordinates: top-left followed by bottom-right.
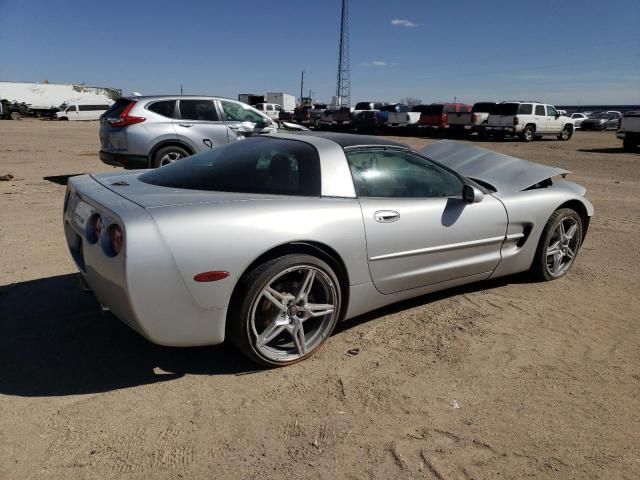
(1, 0), (639, 105)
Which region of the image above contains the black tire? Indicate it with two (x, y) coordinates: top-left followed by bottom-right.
(623, 138), (638, 152)
(558, 125), (573, 141)
(59, 117), (68, 121)
(494, 131), (505, 141)
(520, 125), (535, 142)
(530, 208), (583, 281)
(10, 111), (21, 120)
(152, 145), (190, 168)
(228, 254), (342, 367)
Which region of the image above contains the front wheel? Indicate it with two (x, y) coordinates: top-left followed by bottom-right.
(530, 208), (583, 281)
(229, 254), (342, 367)
(10, 111), (22, 120)
(558, 125), (573, 141)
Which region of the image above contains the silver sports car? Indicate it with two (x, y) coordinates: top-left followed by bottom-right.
(64, 133), (593, 366)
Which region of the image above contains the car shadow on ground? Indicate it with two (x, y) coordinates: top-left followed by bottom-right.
(577, 147), (628, 154)
(43, 174), (86, 185)
(0, 272), (532, 397)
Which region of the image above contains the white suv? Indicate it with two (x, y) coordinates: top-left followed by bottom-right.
(485, 101), (574, 142)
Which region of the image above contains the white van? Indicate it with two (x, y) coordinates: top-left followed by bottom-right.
(56, 102), (112, 121)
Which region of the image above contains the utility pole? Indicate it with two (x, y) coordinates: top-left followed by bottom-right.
(300, 71), (305, 106)
(336, 0), (350, 107)
(180, 84), (183, 95)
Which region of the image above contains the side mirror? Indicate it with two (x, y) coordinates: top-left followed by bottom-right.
(463, 185), (484, 203)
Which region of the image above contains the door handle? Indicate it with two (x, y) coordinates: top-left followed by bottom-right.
(178, 124), (193, 128)
(374, 210), (400, 223)
(228, 125), (242, 130)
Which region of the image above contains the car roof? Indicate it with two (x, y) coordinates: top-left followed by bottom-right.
(122, 95), (233, 101)
(293, 132), (409, 149)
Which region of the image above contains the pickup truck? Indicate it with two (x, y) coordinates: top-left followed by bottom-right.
(351, 102), (388, 132)
(617, 111), (640, 152)
(293, 104), (327, 128)
(387, 105), (424, 129)
(319, 107), (352, 129)
(446, 102), (497, 136)
(417, 103), (471, 131)
(0, 99), (29, 120)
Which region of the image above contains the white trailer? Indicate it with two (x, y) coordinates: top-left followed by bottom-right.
(266, 92), (296, 112)
(0, 81), (119, 115)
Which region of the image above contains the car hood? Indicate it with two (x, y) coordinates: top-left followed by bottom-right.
(420, 140), (570, 192)
(90, 171), (284, 209)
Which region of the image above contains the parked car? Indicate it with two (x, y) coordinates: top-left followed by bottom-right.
(65, 133), (593, 366)
(0, 98), (29, 120)
(319, 106), (352, 129)
(56, 102), (112, 121)
(377, 104), (409, 127)
(580, 111), (622, 131)
(617, 111), (640, 152)
(351, 102), (389, 132)
(293, 104), (327, 128)
(253, 103), (285, 121)
(386, 105), (424, 129)
(99, 96), (276, 169)
(417, 103), (471, 132)
(446, 102), (497, 136)
(569, 113), (588, 129)
(485, 101), (574, 142)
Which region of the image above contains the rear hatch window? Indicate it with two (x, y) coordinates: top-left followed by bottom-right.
(472, 102), (496, 113)
(103, 99), (133, 119)
(495, 103), (519, 115)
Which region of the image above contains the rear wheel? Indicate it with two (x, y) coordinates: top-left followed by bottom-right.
(229, 254), (341, 367)
(10, 111), (21, 120)
(530, 208), (583, 281)
(520, 125), (535, 142)
(153, 145), (190, 168)
(558, 125), (573, 141)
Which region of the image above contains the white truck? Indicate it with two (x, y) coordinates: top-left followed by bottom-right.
(445, 102), (497, 136)
(485, 101), (574, 142)
(386, 105), (423, 129)
(0, 81), (119, 117)
(265, 92), (296, 112)
(617, 111), (640, 152)
(253, 102), (285, 121)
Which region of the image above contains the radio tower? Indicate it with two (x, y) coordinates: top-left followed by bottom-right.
(336, 0), (350, 107)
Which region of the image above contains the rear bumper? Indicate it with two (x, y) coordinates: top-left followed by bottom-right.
(485, 125), (517, 134)
(100, 151), (149, 169)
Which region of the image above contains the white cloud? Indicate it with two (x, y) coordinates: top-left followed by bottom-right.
(360, 60), (388, 67)
(391, 19), (418, 28)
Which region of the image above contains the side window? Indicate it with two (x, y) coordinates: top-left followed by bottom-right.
(275, 105), (283, 112)
(346, 149), (463, 198)
(546, 105), (558, 117)
(179, 100), (219, 121)
(219, 100), (264, 123)
(518, 104), (533, 115)
(535, 105), (545, 115)
(66, 105), (77, 112)
(147, 100), (176, 118)
(266, 104), (274, 111)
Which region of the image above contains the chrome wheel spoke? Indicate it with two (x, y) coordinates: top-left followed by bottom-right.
(547, 241), (561, 256)
(305, 303), (335, 318)
(566, 248), (576, 259)
(262, 287), (287, 311)
(558, 222), (566, 242)
(296, 269), (315, 302)
(291, 318), (306, 355)
(565, 223), (577, 240)
(257, 321), (287, 347)
(551, 252), (563, 274)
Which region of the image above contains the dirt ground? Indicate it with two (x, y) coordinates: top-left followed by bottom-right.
(1, 119), (639, 480)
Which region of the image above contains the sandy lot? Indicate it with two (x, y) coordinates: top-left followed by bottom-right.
(1, 120), (639, 479)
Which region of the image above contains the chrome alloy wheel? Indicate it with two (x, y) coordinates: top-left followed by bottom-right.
(159, 151), (184, 166)
(546, 217), (580, 277)
(250, 265), (338, 362)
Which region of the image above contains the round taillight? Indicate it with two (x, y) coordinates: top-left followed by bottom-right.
(86, 213), (102, 244)
(107, 224), (124, 256)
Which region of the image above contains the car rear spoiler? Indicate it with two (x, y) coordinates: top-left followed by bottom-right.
(420, 140), (570, 192)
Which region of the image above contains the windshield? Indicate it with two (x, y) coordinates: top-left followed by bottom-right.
(354, 102), (372, 110)
(495, 103), (519, 115)
(588, 112), (607, 119)
(472, 103), (496, 113)
(139, 137), (321, 196)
